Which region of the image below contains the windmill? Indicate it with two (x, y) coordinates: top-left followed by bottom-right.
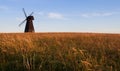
(19, 8), (35, 32)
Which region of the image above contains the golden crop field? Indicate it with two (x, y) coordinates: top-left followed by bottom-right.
(0, 33), (120, 71)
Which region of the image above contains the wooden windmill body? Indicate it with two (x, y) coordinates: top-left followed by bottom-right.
(25, 16), (35, 32)
(19, 8), (35, 32)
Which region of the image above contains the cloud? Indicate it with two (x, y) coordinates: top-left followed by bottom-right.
(80, 12), (116, 18)
(0, 6), (8, 11)
(48, 12), (64, 19)
(38, 12), (45, 16)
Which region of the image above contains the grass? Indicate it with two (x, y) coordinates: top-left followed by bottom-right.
(0, 33), (120, 71)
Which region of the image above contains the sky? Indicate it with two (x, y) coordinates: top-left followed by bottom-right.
(0, 0), (120, 33)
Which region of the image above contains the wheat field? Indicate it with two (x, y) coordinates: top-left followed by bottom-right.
(0, 33), (120, 71)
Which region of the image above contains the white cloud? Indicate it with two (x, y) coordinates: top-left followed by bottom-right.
(0, 6), (8, 11)
(81, 12), (116, 18)
(38, 12), (45, 16)
(48, 12), (64, 19)
(36, 12), (68, 20)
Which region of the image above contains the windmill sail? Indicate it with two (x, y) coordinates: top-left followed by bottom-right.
(23, 8), (27, 18)
(19, 19), (26, 27)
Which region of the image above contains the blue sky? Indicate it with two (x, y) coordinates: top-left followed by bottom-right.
(0, 0), (120, 33)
